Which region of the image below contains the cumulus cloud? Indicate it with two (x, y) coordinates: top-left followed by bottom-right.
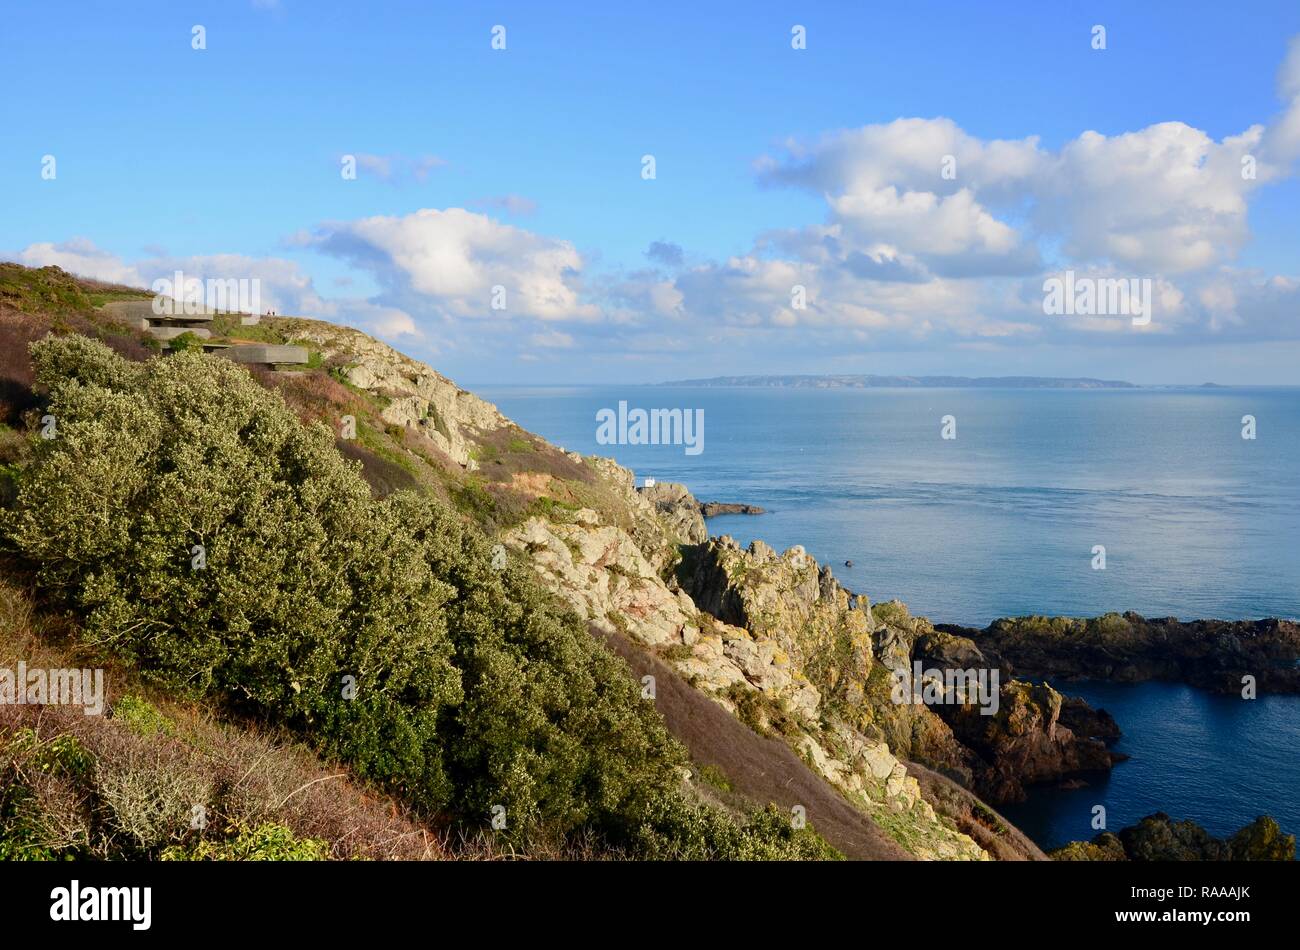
(307, 207), (599, 322)
(1034, 122), (1262, 273)
(754, 38), (1300, 286)
(756, 115), (1263, 278)
(15, 238), (146, 287)
(670, 36), (1300, 349)
(756, 117), (1045, 278)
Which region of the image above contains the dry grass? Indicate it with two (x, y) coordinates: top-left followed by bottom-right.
(0, 576), (447, 860)
(0, 305), (154, 424)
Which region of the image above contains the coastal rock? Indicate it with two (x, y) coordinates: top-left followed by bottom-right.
(1050, 834), (1129, 861)
(500, 513), (698, 648)
(914, 629), (989, 670)
(942, 612), (1300, 694)
(636, 481), (708, 544)
(506, 522), (985, 858)
(679, 536), (877, 704)
(699, 501), (766, 518)
(936, 681), (1119, 804)
(1058, 695), (1121, 743)
(1052, 814), (1295, 861)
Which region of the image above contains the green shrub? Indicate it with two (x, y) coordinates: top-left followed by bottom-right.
(112, 695), (173, 738)
(695, 763), (732, 793)
(627, 795), (841, 860)
(4, 338), (462, 810)
(167, 331), (204, 354)
(161, 822), (329, 861)
(0, 730), (95, 860)
(0, 786), (71, 861)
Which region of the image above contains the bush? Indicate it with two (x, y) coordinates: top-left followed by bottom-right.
(166, 331), (204, 354)
(0, 729), (96, 860)
(161, 822), (329, 861)
(95, 757), (212, 853)
(627, 795), (841, 860)
(4, 338), (462, 810)
(112, 695), (173, 738)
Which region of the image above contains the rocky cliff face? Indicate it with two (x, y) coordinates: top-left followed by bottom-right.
(276, 317), (509, 469)
(636, 481), (708, 545)
(680, 539), (1122, 806)
(501, 510), (987, 860)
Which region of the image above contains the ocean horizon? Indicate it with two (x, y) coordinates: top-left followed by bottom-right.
(484, 384), (1300, 626)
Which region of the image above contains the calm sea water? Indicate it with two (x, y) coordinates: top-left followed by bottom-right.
(998, 681), (1300, 851)
(482, 384), (1300, 849)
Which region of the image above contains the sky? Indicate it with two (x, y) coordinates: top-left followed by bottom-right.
(2, 0), (1299, 385)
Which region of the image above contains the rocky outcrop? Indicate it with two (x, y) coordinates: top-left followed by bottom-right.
(910, 624), (1122, 802)
(502, 508), (701, 648)
(682, 555), (1122, 806)
(504, 519), (985, 859)
(699, 502), (766, 518)
(937, 680), (1121, 804)
(1058, 695), (1121, 743)
(636, 481), (708, 544)
(578, 459), (706, 572)
(1053, 814), (1295, 861)
(275, 317), (508, 469)
(940, 613), (1300, 694)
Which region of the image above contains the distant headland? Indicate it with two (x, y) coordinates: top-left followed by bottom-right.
(657, 374), (1138, 389)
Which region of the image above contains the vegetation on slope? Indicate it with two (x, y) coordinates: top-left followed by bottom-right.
(0, 330), (836, 860)
(0, 263), (152, 316)
(0, 577), (445, 861)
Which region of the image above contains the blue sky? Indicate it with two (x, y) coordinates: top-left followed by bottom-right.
(3, 0), (1299, 384)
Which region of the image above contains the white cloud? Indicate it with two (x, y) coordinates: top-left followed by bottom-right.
(1260, 35), (1300, 170)
(309, 207), (600, 322)
(757, 118), (1044, 277)
(694, 38), (1300, 347)
(15, 238), (145, 287)
(1035, 122), (1262, 273)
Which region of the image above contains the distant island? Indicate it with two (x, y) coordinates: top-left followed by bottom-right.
(658, 374), (1138, 389)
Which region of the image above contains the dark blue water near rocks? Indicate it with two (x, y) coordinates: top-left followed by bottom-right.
(998, 681), (1300, 851)
(482, 384), (1300, 849)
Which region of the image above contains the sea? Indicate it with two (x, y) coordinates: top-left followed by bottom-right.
(481, 384), (1300, 851)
